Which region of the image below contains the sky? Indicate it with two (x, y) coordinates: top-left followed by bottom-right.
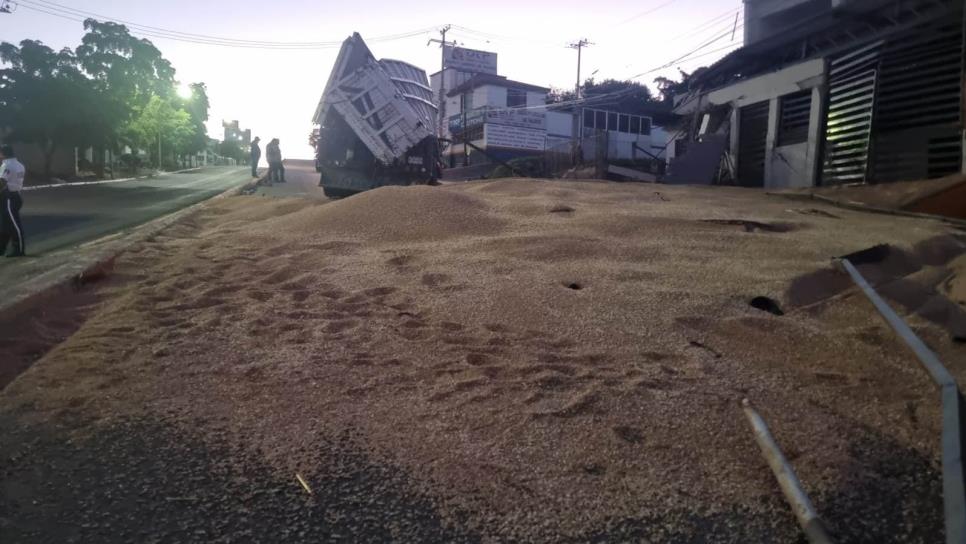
(2, 0), (745, 159)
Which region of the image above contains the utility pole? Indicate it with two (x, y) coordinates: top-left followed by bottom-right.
(568, 39), (592, 165)
(427, 25), (453, 140)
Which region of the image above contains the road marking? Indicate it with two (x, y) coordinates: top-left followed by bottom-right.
(21, 167), (233, 192)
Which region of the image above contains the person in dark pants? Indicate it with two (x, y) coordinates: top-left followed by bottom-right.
(0, 144), (26, 257)
(266, 138), (285, 183)
(250, 136), (261, 178)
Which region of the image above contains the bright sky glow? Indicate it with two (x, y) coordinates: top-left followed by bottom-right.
(3, 0), (744, 158)
(177, 82), (193, 99)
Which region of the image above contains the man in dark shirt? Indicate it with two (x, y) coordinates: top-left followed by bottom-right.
(250, 137), (261, 178)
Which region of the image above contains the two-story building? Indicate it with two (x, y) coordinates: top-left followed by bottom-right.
(672, 0), (964, 188)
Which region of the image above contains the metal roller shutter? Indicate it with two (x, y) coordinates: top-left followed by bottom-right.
(737, 101), (769, 187)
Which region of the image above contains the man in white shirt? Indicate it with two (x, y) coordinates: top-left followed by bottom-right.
(0, 144), (26, 257)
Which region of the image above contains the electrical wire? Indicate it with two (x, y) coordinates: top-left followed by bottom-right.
(450, 25), (566, 48)
(666, 6), (742, 42)
(628, 24), (744, 79)
(16, 0), (440, 49)
(616, 0), (682, 26)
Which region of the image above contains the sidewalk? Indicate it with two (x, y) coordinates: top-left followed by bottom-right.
(251, 159), (328, 199)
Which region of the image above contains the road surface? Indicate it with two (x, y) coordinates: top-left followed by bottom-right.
(15, 167), (252, 256)
(253, 159), (328, 199)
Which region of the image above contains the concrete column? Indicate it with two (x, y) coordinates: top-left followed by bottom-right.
(763, 97), (779, 188)
(729, 105), (740, 165)
(805, 84), (827, 186)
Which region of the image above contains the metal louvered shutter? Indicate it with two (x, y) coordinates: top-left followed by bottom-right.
(821, 42), (882, 185)
(737, 101), (770, 187)
(870, 21), (964, 182)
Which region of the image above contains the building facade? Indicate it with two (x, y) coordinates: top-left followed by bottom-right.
(673, 0), (965, 188)
(222, 120), (252, 148)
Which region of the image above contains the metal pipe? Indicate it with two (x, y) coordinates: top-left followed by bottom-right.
(839, 258), (966, 543)
(742, 399), (834, 544)
(838, 258), (955, 386)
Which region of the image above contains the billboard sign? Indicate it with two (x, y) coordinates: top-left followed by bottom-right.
(485, 124), (546, 151)
(443, 45), (498, 75)
(485, 109), (546, 130)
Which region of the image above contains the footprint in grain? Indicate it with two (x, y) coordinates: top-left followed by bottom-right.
(325, 319), (359, 334)
(364, 286), (397, 298)
(612, 425), (644, 443)
(387, 255), (415, 267)
(421, 273), (450, 288)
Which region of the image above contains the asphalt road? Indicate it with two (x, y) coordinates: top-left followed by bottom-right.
(15, 167), (252, 256)
(253, 159), (328, 199)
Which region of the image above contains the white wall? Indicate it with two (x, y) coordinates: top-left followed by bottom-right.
(707, 58), (825, 108)
(606, 127), (672, 161)
(546, 111), (573, 138)
(702, 57), (827, 188)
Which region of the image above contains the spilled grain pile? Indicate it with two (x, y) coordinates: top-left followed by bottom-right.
(3, 179), (966, 542)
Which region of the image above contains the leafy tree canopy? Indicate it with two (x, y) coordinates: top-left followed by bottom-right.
(0, 20), (210, 175)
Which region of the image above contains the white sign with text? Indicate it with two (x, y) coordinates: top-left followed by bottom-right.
(443, 45), (498, 75)
(485, 124), (546, 151)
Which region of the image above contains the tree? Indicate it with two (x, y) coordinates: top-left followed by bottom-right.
(1, 19), (208, 177)
(180, 82), (210, 156)
(654, 69), (693, 104)
(0, 40), (111, 177)
(75, 19), (181, 170)
(125, 94), (193, 169)
(217, 139), (246, 162)
(549, 78), (658, 115)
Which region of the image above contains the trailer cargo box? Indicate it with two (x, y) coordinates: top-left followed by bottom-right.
(312, 33), (440, 197)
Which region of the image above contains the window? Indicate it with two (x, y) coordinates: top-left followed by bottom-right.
(607, 112), (618, 131)
(595, 110), (606, 129)
(507, 88), (527, 108)
(640, 117), (652, 136)
(630, 116), (640, 134)
(583, 109), (594, 129)
(617, 115), (629, 133)
(778, 90), (811, 146)
(462, 92), (474, 112)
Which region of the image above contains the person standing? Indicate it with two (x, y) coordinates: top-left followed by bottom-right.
(0, 144), (26, 257)
(250, 136), (261, 178)
(266, 138), (285, 183)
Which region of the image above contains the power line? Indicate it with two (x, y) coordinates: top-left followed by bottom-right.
(16, 0), (439, 49)
(666, 6), (742, 42)
(450, 25), (566, 48)
(617, 0), (682, 26)
(628, 24), (744, 79)
(23, 0), (346, 46)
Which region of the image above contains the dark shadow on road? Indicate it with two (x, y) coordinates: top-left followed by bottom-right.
(0, 417), (480, 543)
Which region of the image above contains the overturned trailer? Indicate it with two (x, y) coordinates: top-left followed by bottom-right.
(312, 33), (440, 197)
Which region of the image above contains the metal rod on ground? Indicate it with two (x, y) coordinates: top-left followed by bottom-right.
(742, 399), (834, 544)
(839, 258), (966, 544)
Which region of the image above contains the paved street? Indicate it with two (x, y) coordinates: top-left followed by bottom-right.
(11, 167), (252, 257)
(252, 159), (328, 199)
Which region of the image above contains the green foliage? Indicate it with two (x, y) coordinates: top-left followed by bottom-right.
(0, 40), (111, 175)
(0, 19), (209, 176)
(550, 78), (657, 115)
(217, 139), (246, 162)
(654, 69), (692, 103)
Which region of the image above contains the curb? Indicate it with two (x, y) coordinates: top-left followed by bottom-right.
(0, 175), (261, 320)
(767, 191), (966, 229)
(22, 167), (205, 192)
